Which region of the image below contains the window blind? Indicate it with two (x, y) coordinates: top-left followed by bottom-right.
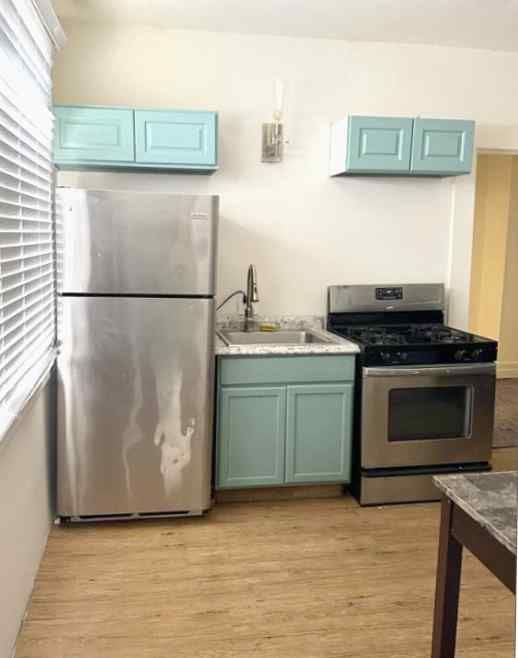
(0, 0), (57, 437)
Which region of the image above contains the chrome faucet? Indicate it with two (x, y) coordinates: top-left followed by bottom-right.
(244, 264), (259, 329)
(215, 265), (259, 330)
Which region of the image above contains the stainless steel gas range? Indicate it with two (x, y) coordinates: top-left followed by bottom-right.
(327, 284), (498, 506)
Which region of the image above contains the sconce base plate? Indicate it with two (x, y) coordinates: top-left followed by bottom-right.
(262, 123), (284, 163)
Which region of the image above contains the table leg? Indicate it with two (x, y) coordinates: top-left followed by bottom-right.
(431, 496), (463, 658)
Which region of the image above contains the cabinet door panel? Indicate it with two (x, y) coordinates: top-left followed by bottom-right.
(217, 386), (285, 489)
(54, 106), (135, 163)
(285, 384), (353, 483)
(346, 116), (413, 173)
(411, 118), (474, 174)
(135, 110), (217, 166)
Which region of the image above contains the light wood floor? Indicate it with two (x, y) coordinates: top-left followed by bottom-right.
(16, 448), (517, 658)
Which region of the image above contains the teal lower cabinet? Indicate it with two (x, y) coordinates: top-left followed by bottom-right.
(285, 384), (353, 484)
(216, 356), (355, 489)
(217, 386), (286, 488)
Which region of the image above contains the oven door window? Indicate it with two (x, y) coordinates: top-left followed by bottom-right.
(388, 386), (472, 441)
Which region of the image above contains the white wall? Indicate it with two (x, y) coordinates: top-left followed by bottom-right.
(0, 379), (55, 658)
(53, 24), (518, 325)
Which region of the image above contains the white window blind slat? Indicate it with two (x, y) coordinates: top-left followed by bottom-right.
(0, 214), (52, 225)
(0, 5), (52, 94)
(0, 323), (54, 393)
(0, 185), (51, 204)
(0, 152), (52, 184)
(2, 305), (54, 348)
(0, 198), (51, 212)
(0, 250), (53, 265)
(2, 288), (54, 323)
(0, 320), (54, 388)
(1, 267), (53, 293)
(0, 306), (54, 358)
(0, 106), (52, 157)
(0, 166), (50, 194)
(0, 133), (52, 174)
(0, 239), (52, 250)
(0, 110), (52, 160)
(1, 320), (55, 372)
(0, 0), (56, 436)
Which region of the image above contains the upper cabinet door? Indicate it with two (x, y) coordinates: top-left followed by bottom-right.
(411, 118), (475, 175)
(134, 110), (217, 167)
(345, 116), (413, 174)
(54, 106), (135, 163)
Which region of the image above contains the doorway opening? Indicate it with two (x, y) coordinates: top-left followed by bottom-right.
(469, 152), (518, 448)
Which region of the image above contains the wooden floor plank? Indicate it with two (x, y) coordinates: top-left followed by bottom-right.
(15, 448), (516, 658)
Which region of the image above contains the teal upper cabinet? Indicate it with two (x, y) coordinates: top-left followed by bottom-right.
(411, 118), (475, 175)
(341, 116), (413, 175)
(330, 115), (475, 177)
(330, 116), (413, 175)
(54, 106), (135, 164)
(134, 110), (217, 168)
(53, 105), (218, 173)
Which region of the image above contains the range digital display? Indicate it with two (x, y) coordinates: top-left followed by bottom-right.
(375, 287), (403, 301)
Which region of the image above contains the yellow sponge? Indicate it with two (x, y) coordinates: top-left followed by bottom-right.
(258, 322), (280, 332)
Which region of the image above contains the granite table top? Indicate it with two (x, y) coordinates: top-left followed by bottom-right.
(434, 472), (517, 555)
(214, 314), (360, 357)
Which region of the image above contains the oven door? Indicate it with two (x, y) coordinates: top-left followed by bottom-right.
(361, 363), (495, 469)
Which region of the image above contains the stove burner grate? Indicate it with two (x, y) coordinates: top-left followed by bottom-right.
(341, 324), (471, 347)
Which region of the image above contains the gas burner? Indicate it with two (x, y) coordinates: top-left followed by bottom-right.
(343, 323), (472, 348)
(330, 320), (497, 366)
(406, 325), (468, 345)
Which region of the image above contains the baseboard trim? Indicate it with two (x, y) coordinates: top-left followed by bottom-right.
(497, 361), (518, 379)
(215, 483), (345, 503)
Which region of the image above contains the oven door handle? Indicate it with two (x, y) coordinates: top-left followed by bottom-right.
(363, 363), (496, 377)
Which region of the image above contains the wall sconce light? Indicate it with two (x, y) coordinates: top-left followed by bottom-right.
(262, 79), (287, 163)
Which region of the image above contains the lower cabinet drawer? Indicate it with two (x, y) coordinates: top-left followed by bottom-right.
(219, 355), (355, 386)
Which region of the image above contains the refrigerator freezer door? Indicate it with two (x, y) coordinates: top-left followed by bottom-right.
(56, 189), (218, 296)
(57, 297), (214, 517)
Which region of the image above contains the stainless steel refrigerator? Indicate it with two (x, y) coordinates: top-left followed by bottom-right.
(56, 188), (218, 520)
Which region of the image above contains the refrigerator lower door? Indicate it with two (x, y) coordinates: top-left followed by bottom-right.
(57, 297), (214, 518)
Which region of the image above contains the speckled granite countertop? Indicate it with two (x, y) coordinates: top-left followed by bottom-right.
(215, 315), (360, 357)
(434, 472), (517, 555)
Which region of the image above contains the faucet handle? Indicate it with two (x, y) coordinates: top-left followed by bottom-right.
(247, 264), (259, 303)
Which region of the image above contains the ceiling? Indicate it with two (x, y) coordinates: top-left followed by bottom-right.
(52, 0), (518, 53)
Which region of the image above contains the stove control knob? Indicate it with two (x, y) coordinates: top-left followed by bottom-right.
(472, 349), (483, 360)
(454, 349), (468, 362)
(380, 351), (392, 364)
(399, 352), (409, 362)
